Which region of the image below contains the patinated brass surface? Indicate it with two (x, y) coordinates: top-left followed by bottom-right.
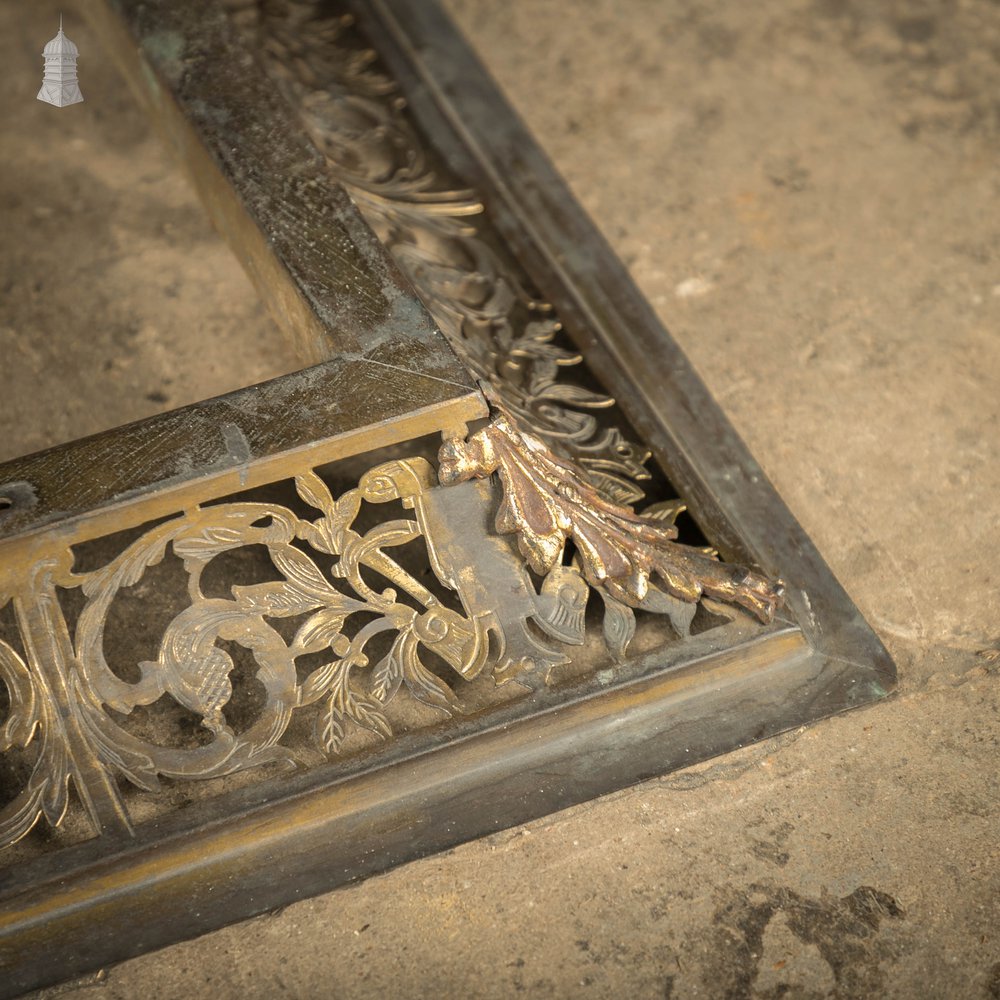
(231, 0), (652, 505)
(0, 0), (893, 993)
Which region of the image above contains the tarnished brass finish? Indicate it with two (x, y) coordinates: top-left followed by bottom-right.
(82, 0), (478, 383)
(235, 0), (653, 505)
(0, 0), (894, 994)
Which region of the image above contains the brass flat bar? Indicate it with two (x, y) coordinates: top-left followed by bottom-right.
(0, 361), (482, 556)
(0, 627), (809, 998)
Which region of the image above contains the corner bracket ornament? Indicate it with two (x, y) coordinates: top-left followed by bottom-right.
(438, 393), (785, 628)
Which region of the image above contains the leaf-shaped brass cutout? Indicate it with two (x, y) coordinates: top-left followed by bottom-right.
(439, 402), (785, 627)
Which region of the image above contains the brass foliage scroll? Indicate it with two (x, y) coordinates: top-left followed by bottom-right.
(0, 1), (784, 856)
(0, 460), (499, 847)
(1, 452), (753, 852)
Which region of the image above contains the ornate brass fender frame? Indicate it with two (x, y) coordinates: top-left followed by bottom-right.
(0, 1), (895, 995)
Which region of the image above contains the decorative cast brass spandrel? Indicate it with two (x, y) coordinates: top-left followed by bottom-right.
(438, 402), (785, 630)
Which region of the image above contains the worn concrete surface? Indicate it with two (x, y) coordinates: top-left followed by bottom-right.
(3, 0), (999, 997)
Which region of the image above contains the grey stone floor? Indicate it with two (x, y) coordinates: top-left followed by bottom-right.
(3, 0), (999, 997)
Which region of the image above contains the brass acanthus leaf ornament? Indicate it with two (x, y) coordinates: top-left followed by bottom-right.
(439, 403), (785, 624)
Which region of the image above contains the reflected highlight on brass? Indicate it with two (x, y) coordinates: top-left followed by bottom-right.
(440, 398), (785, 629)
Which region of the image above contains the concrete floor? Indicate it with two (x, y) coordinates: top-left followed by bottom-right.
(3, 0), (1000, 997)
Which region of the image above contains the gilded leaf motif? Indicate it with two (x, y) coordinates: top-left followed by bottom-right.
(439, 404), (785, 625)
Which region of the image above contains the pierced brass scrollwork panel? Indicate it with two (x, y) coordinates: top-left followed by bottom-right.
(1, 444), (774, 854)
(0, 0), (785, 860)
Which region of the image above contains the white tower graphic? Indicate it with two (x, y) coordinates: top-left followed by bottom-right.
(37, 16), (83, 108)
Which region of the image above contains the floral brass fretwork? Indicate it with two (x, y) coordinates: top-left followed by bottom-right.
(236, 2), (784, 633)
(238, 0), (652, 505)
(4, 453), (723, 851)
(0, 460), (496, 847)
